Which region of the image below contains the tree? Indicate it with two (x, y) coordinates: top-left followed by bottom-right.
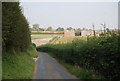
(2, 2), (31, 52)
(56, 27), (64, 31)
(33, 24), (39, 28)
(46, 27), (52, 31)
(67, 27), (73, 30)
(106, 28), (110, 32)
(82, 28), (86, 30)
(39, 28), (44, 31)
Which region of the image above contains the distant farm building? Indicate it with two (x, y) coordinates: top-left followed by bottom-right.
(81, 30), (103, 36)
(81, 30), (94, 36)
(64, 30), (103, 37)
(64, 30), (75, 37)
(95, 30), (103, 36)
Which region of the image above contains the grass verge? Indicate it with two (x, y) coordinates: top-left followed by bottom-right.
(3, 44), (38, 79)
(42, 52), (104, 80)
(61, 62), (104, 80)
(0, 60), (2, 80)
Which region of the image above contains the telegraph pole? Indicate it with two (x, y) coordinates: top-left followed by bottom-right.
(101, 22), (106, 34)
(92, 24), (96, 36)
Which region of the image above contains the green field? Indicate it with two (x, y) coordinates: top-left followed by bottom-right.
(31, 32), (64, 34)
(31, 34), (63, 37)
(31, 31), (64, 37)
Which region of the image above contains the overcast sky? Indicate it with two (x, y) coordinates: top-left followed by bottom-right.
(20, 1), (118, 30)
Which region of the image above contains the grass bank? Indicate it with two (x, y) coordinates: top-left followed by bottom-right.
(3, 44), (38, 79)
(0, 60), (1, 79)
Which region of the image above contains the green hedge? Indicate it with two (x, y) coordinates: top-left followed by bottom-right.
(37, 34), (120, 80)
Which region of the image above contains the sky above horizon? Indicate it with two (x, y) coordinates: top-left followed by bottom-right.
(20, 2), (118, 30)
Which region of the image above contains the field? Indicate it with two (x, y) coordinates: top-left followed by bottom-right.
(31, 34), (58, 37)
(31, 34), (63, 37)
(31, 37), (53, 46)
(37, 33), (120, 80)
(31, 31), (64, 37)
(31, 32), (64, 46)
(49, 36), (88, 44)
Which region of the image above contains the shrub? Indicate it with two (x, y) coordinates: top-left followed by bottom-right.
(32, 43), (36, 48)
(37, 34), (120, 80)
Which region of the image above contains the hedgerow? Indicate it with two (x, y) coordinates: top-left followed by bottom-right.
(37, 33), (120, 80)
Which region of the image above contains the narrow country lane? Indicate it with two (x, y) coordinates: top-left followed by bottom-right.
(33, 52), (78, 79)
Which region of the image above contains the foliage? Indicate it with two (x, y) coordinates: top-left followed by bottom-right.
(37, 34), (120, 80)
(39, 28), (44, 31)
(46, 27), (52, 31)
(62, 62), (104, 80)
(32, 43), (36, 48)
(56, 27), (64, 31)
(3, 44), (38, 79)
(27, 44), (38, 58)
(2, 2), (37, 79)
(3, 52), (34, 79)
(30, 28), (44, 31)
(32, 24), (39, 28)
(2, 2), (31, 52)
(67, 27), (74, 30)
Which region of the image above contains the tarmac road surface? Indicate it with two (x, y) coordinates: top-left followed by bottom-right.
(33, 52), (78, 79)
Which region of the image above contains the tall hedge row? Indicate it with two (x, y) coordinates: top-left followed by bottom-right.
(37, 34), (120, 80)
(2, 2), (31, 52)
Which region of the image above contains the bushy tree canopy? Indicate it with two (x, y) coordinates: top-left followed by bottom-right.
(56, 27), (64, 31)
(33, 24), (39, 28)
(2, 2), (31, 52)
(46, 27), (52, 31)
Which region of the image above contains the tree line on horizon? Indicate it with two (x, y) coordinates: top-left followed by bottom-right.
(31, 24), (118, 32)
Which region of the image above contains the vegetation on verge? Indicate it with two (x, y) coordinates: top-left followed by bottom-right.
(62, 62), (103, 80)
(27, 44), (38, 58)
(2, 2), (38, 79)
(47, 52), (103, 80)
(37, 33), (120, 80)
(3, 44), (38, 79)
